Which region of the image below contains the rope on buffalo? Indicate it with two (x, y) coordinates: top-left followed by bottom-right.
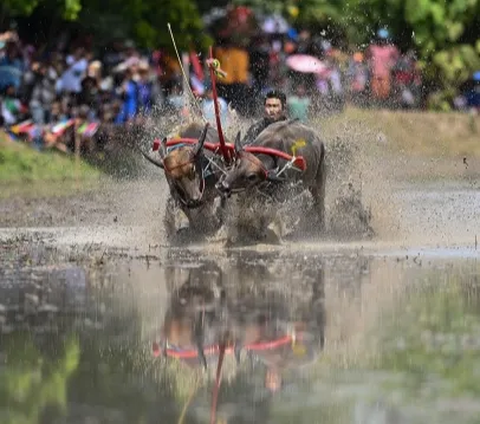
(167, 23), (208, 124)
(204, 149), (228, 176)
(275, 156), (304, 178)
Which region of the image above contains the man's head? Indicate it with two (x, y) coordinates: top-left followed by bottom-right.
(264, 90), (286, 121)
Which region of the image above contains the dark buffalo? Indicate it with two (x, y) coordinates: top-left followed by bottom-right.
(217, 119), (327, 238)
(140, 122), (229, 241)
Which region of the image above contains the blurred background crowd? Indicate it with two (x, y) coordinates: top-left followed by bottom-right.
(0, 3), (479, 157)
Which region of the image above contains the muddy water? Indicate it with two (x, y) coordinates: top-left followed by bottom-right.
(1, 233), (480, 424)
(2, 125), (480, 423)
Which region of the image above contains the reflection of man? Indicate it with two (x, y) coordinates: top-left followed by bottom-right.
(242, 90), (287, 145)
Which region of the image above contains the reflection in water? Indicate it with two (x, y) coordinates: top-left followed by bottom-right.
(156, 257), (326, 423)
(2, 251), (480, 423)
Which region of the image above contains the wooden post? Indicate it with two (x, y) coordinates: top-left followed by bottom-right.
(207, 46), (232, 165)
(74, 120), (81, 189)
(182, 52), (190, 118)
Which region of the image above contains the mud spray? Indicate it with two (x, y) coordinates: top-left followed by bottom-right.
(129, 94), (403, 248)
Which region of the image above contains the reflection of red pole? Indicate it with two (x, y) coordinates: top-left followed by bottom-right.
(210, 343), (226, 424)
(208, 46), (232, 165)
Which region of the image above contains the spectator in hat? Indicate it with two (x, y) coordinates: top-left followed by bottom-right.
(58, 47), (88, 94)
(287, 84), (310, 122)
(365, 28), (399, 104)
(136, 61), (154, 115)
(0, 39), (24, 91)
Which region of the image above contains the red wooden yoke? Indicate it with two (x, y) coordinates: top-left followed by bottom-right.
(151, 138), (307, 171)
(152, 333), (303, 359)
(152, 137), (236, 155)
(243, 146), (307, 171)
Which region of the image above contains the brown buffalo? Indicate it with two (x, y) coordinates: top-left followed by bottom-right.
(217, 119), (327, 238)
(140, 122), (229, 241)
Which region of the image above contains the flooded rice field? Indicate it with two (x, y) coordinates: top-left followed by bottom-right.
(2, 142), (480, 423)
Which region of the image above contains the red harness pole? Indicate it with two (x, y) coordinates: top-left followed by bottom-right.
(207, 46), (232, 165)
(210, 342), (226, 424)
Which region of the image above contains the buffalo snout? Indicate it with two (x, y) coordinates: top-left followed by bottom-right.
(185, 197), (202, 208)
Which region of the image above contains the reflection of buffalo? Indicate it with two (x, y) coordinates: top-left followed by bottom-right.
(155, 256), (326, 391)
(154, 257), (326, 423)
(157, 260), (230, 369)
(228, 260), (326, 392)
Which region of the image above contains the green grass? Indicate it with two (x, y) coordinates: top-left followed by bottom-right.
(0, 132), (102, 197)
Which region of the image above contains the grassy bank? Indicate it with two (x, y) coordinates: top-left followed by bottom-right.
(324, 106), (480, 157)
(0, 133), (102, 198)
(322, 107), (480, 181)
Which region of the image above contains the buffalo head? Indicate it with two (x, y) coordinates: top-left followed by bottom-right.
(142, 123), (210, 208)
(216, 131), (283, 196)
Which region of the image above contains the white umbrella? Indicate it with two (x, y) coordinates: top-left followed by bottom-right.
(286, 54), (329, 74)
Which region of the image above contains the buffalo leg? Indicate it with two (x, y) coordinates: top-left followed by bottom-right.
(163, 196), (176, 242)
(215, 196), (228, 227)
(184, 201), (223, 240)
(308, 160), (326, 234)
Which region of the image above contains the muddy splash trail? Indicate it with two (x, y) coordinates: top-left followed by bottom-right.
(1, 112), (479, 254)
(2, 112), (480, 424)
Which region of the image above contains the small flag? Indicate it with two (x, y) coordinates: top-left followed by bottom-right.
(10, 120), (34, 134)
(291, 139), (306, 156)
(83, 122), (99, 137)
(26, 124), (43, 140)
(51, 119), (75, 136)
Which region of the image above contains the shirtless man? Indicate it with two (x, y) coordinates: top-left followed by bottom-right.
(242, 89), (288, 145)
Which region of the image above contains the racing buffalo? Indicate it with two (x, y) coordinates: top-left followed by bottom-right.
(140, 122), (229, 241)
(216, 119), (326, 239)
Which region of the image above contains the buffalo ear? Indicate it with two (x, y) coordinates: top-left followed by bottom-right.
(234, 131), (243, 153)
(159, 137), (168, 159)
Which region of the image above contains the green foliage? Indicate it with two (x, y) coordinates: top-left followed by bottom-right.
(136, 0), (211, 50)
(0, 334), (80, 424)
(372, 275), (480, 399)
(78, 0), (211, 51)
(296, 0), (342, 27)
(2, 0), (82, 20)
(2, 0), (39, 16)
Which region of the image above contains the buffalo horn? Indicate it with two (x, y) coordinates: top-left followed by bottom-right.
(139, 146), (164, 169)
(159, 136), (168, 159)
(234, 131), (243, 153)
(193, 122), (210, 157)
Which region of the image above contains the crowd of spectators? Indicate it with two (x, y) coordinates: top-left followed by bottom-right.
(0, 21), (478, 157)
